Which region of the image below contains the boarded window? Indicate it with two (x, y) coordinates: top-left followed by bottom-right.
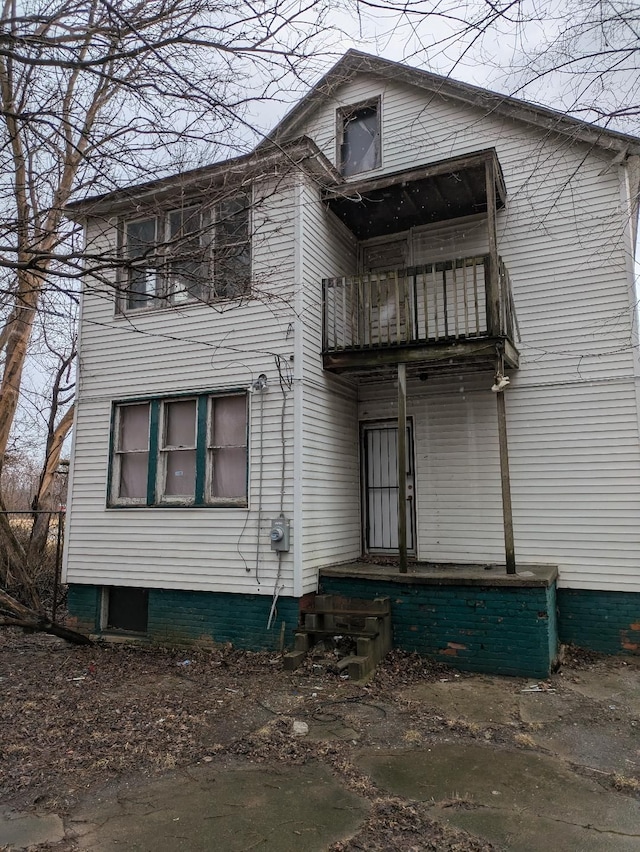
(339, 102), (381, 177)
(208, 395), (247, 500)
(161, 399), (197, 498)
(106, 587), (149, 632)
(115, 403), (150, 501)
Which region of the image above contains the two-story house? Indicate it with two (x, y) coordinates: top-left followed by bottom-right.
(63, 50), (640, 676)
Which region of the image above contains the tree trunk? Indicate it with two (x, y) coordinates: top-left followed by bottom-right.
(0, 588), (93, 644)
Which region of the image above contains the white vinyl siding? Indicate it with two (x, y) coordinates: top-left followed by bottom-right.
(295, 76), (640, 594)
(298, 182), (361, 592)
(64, 179), (298, 595)
(66, 74), (640, 601)
(359, 372), (640, 591)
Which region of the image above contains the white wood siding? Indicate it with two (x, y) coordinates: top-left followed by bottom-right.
(65, 180), (299, 596)
(359, 373), (640, 592)
(294, 75), (640, 594)
(298, 182), (361, 592)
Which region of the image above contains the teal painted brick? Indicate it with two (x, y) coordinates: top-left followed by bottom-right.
(67, 584), (101, 632)
(557, 589), (640, 655)
(148, 590), (300, 650)
(319, 576), (557, 678)
(68, 584), (301, 651)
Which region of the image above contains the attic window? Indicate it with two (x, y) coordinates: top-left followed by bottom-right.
(339, 100), (381, 177)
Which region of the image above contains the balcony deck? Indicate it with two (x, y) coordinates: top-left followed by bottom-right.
(322, 254), (519, 374)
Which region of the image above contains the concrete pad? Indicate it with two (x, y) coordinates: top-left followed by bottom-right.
(530, 725), (640, 777)
(0, 808), (64, 850)
(357, 744), (640, 852)
(518, 692), (571, 724)
(562, 669), (640, 714)
(401, 677), (519, 725)
(71, 760), (368, 852)
(306, 718), (361, 742)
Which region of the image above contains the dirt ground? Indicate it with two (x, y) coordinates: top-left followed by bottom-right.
(1, 629), (639, 851)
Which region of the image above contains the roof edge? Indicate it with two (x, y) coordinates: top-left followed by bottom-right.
(263, 49), (640, 157)
(66, 137), (340, 219)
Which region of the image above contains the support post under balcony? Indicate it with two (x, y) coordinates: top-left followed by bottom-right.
(398, 362), (408, 573)
(485, 157), (501, 336)
(496, 357), (516, 575)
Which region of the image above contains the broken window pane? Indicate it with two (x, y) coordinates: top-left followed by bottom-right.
(168, 208), (210, 304)
(126, 218), (158, 309)
(340, 103), (380, 177)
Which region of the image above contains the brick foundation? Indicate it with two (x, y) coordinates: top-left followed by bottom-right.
(319, 570), (558, 678)
(67, 584), (300, 651)
(557, 589), (640, 655)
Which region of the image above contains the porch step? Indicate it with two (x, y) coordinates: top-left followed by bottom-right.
(282, 594), (392, 682)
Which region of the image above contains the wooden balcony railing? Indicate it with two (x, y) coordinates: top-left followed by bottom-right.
(322, 254), (517, 353)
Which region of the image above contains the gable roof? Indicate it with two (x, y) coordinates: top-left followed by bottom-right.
(266, 49), (640, 157)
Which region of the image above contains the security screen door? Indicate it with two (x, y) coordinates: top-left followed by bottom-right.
(362, 421), (415, 553)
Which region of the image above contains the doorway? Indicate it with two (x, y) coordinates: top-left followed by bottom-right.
(362, 420), (416, 553)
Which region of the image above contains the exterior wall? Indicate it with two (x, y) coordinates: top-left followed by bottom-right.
(297, 180), (361, 591)
(292, 73), (640, 595)
(67, 583), (299, 650)
(359, 374), (504, 564)
(320, 574), (558, 678)
(64, 178), (300, 598)
(359, 373), (640, 592)
(557, 589), (640, 655)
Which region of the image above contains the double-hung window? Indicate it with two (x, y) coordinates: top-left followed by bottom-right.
(167, 207), (211, 305)
(125, 219), (159, 310)
(120, 193), (251, 311)
(110, 392), (248, 507)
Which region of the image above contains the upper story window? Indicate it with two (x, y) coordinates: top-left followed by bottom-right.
(119, 192), (251, 312)
(338, 99), (381, 177)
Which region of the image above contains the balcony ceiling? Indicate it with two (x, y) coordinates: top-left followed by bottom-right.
(322, 148), (506, 241)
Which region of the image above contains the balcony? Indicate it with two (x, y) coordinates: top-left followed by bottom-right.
(322, 254), (519, 374)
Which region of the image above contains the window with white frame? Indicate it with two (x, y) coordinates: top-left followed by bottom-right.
(338, 100), (381, 177)
(119, 193), (251, 311)
(110, 392), (248, 506)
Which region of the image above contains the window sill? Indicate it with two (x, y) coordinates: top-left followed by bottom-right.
(115, 293), (251, 318)
(107, 502), (249, 509)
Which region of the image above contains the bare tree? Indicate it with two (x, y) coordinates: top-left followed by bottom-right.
(0, 0), (334, 631)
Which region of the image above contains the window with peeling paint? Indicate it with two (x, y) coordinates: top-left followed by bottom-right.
(110, 393), (248, 507)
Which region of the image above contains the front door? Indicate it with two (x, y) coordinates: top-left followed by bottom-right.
(362, 421), (416, 553)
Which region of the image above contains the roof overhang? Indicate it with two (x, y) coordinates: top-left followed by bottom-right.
(322, 148), (505, 240)
(65, 137), (340, 220)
